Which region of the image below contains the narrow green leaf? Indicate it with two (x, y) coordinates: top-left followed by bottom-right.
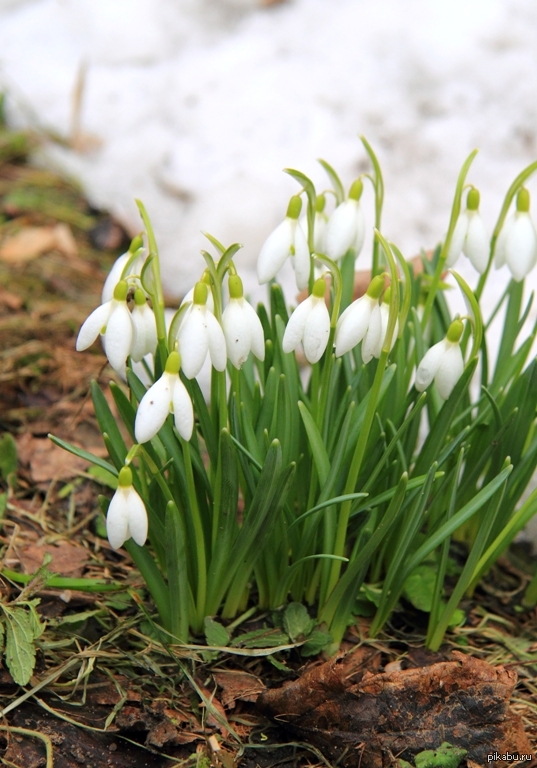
(298, 401), (330, 486)
(48, 434), (117, 476)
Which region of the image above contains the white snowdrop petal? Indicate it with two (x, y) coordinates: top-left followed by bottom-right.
(505, 214), (537, 281)
(257, 218), (294, 283)
(313, 213), (327, 253)
(292, 223), (311, 291)
(135, 373), (174, 443)
(222, 300), (251, 368)
(435, 343), (464, 399)
(172, 378), (194, 440)
(303, 300), (330, 363)
(353, 203), (366, 256)
(206, 311), (227, 371)
(282, 297), (313, 353)
(415, 339), (448, 392)
(76, 302), (113, 351)
(464, 212), (489, 273)
(243, 300), (265, 361)
(126, 488), (148, 547)
(178, 306), (210, 379)
(101, 253), (130, 304)
(106, 488), (130, 550)
(494, 215), (514, 269)
(130, 304), (157, 362)
(105, 302), (134, 372)
(445, 213), (468, 268)
(362, 304), (382, 363)
(326, 200), (358, 260)
(334, 296), (374, 357)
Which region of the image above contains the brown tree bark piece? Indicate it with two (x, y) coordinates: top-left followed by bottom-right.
(257, 651), (532, 767)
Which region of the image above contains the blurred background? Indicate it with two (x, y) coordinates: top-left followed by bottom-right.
(0, 0), (536, 308)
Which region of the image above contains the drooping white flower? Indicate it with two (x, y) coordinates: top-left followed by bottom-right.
(334, 274), (385, 357)
(176, 281), (227, 379)
(361, 289), (399, 364)
(180, 272), (215, 314)
(495, 187), (537, 282)
(325, 179), (366, 261)
(415, 319), (465, 400)
(102, 235), (146, 303)
(445, 188), (489, 273)
(107, 466), (148, 550)
(301, 193), (329, 255)
(130, 288), (158, 362)
(257, 195), (311, 291)
(135, 351), (194, 443)
(282, 277), (330, 364)
(222, 275), (265, 369)
(76, 280), (134, 373)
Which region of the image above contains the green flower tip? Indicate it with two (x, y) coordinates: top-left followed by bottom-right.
(447, 318), (464, 343)
(134, 288), (146, 306)
(118, 466), (133, 487)
(193, 281), (208, 305)
(312, 277), (327, 298)
(201, 270), (212, 285)
(349, 178), (363, 201)
(165, 351), (181, 374)
(286, 195), (303, 220)
(129, 234), (144, 253)
(466, 187), (480, 211)
(315, 193), (326, 213)
(113, 280), (129, 302)
(517, 187), (530, 213)
(228, 274), (243, 299)
(366, 273), (386, 299)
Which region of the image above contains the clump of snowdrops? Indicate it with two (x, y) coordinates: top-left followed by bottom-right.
(53, 139), (537, 652)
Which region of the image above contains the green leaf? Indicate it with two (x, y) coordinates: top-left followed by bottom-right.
(301, 630), (333, 657)
(204, 617), (230, 647)
(403, 565), (438, 612)
(298, 401), (330, 486)
(1, 604), (42, 685)
(0, 433), (17, 481)
(317, 159), (345, 205)
(282, 602), (314, 642)
(48, 434), (118, 476)
(414, 742), (467, 768)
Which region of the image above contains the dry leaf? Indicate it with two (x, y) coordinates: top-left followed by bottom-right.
(16, 433), (90, 483)
(257, 651), (531, 767)
(213, 670), (265, 709)
(17, 540), (88, 578)
(0, 224), (78, 264)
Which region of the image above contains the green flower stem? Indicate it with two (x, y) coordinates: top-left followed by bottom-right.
(314, 255), (342, 430)
(181, 438), (207, 630)
(361, 136), (384, 276)
(325, 232), (399, 600)
(421, 149), (478, 330)
(136, 200), (168, 372)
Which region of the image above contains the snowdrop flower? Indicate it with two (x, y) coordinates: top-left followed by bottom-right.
(180, 271), (214, 314)
(495, 187), (537, 282)
(445, 188), (489, 273)
(361, 287), (399, 364)
(102, 235), (146, 303)
(135, 351), (194, 443)
(334, 274), (385, 357)
(257, 195), (311, 291)
(107, 466), (148, 550)
(282, 277), (330, 364)
(130, 288), (158, 362)
(176, 281), (227, 379)
(326, 179), (366, 261)
(222, 275), (265, 368)
(415, 319), (464, 400)
(76, 280), (134, 373)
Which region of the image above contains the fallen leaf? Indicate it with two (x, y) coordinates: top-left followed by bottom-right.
(16, 433), (91, 483)
(0, 223), (77, 264)
(213, 670), (265, 709)
(17, 540), (89, 578)
(257, 651), (531, 767)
